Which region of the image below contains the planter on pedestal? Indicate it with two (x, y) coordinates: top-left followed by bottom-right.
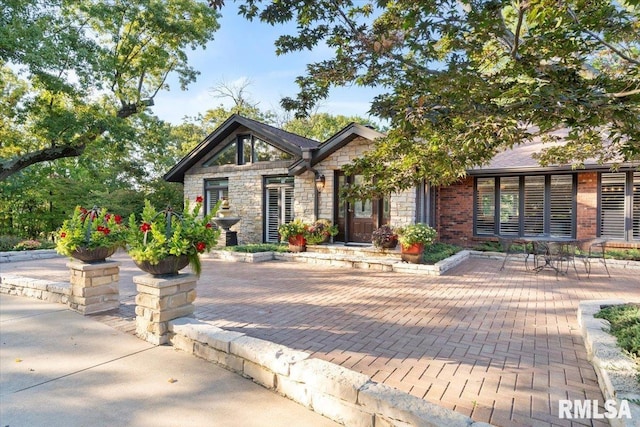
(133, 255), (189, 276)
(70, 246), (117, 263)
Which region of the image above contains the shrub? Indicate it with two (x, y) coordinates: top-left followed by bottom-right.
(422, 243), (462, 264)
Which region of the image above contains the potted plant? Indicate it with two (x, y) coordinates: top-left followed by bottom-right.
(371, 225), (398, 250)
(278, 219), (310, 252)
(397, 223), (437, 263)
(56, 206), (127, 263)
(126, 197), (219, 276)
(306, 219), (339, 245)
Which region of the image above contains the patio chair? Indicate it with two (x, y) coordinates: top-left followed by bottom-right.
(576, 238), (610, 278)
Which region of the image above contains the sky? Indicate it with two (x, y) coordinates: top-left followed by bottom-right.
(151, 7), (382, 125)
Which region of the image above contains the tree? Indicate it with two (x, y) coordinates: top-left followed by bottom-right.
(217, 0), (639, 198)
(283, 112), (378, 141)
(0, 0), (220, 180)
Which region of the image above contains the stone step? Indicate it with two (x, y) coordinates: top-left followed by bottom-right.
(306, 244), (402, 260)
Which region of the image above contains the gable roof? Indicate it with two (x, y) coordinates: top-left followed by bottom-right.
(289, 123), (385, 175)
(164, 114), (320, 182)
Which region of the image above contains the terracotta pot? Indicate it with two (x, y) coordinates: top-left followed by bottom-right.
(134, 255), (189, 276)
(71, 246), (116, 263)
(401, 242), (424, 264)
(288, 235), (307, 252)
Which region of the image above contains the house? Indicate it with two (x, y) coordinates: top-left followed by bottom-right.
(165, 114), (639, 249)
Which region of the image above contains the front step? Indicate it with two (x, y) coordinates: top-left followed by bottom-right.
(306, 243), (402, 260)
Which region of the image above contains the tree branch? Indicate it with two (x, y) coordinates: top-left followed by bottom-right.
(567, 7), (640, 66)
(0, 144), (86, 181)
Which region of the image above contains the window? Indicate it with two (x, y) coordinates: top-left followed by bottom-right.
(264, 176), (294, 243)
(600, 171), (640, 241)
(474, 174), (575, 237)
(203, 134), (292, 167)
(205, 178), (228, 215)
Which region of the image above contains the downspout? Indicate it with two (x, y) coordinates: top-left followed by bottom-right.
(301, 148), (320, 221)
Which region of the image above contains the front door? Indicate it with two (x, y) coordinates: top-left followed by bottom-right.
(335, 172), (390, 243)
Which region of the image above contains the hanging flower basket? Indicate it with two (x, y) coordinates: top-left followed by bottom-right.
(133, 255), (190, 276)
(71, 246), (117, 263)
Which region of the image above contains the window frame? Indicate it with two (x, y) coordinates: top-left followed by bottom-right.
(204, 178), (229, 216)
(598, 170), (640, 242)
(473, 174), (577, 238)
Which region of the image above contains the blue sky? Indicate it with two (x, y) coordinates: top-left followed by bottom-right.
(152, 9), (381, 125)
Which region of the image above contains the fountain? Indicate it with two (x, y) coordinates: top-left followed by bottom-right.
(212, 199), (240, 246)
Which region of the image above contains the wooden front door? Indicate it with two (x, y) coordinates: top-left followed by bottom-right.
(335, 172), (390, 244)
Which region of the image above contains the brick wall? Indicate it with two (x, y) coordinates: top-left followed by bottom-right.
(576, 172), (598, 240)
(435, 177), (474, 246)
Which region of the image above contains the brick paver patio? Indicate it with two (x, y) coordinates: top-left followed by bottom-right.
(4, 253), (638, 426)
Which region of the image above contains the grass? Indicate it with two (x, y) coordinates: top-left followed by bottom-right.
(422, 242), (463, 264)
(594, 304), (640, 359)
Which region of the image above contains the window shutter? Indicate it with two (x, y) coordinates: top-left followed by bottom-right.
(633, 172), (640, 240)
(524, 176), (545, 235)
(266, 187), (280, 242)
(499, 177), (519, 236)
(600, 173), (626, 239)
(475, 178), (495, 235)
(549, 175), (573, 237)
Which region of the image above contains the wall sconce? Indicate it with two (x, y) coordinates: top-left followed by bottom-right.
(315, 174), (326, 192)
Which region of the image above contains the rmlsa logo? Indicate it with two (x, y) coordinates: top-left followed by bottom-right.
(558, 399), (632, 420)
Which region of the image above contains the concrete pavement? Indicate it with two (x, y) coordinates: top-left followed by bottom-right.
(0, 294), (339, 427)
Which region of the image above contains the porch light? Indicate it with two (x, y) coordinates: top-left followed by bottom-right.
(315, 174), (326, 192)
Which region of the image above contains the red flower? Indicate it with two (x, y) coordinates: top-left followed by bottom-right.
(60, 232), (66, 238)
(140, 223), (151, 232)
(114, 215), (122, 224)
(196, 242), (206, 252)
(205, 223), (212, 229)
(105, 213), (111, 221)
(101, 227), (111, 235)
(195, 196), (204, 203)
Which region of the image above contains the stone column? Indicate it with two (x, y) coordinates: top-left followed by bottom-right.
(133, 273), (197, 345)
(67, 260), (120, 315)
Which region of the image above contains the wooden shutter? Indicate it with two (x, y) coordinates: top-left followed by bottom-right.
(633, 172), (640, 240)
(549, 175), (573, 237)
(499, 177), (519, 236)
(524, 176), (545, 235)
(475, 178), (495, 235)
(600, 173), (626, 239)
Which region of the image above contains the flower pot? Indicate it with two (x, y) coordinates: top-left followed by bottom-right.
(134, 255), (189, 276)
(401, 243), (424, 264)
(375, 237), (398, 250)
(288, 235), (307, 252)
(71, 246), (116, 263)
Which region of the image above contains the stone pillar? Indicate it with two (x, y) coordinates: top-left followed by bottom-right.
(67, 260), (120, 315)
(133, 273), (197, 345)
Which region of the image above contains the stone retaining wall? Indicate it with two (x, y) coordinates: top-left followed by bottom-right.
(169, 317), (491, 427)
(578, 300), (640, 427)
(0, 249), (62, 263)
(0, 274), (70, 304)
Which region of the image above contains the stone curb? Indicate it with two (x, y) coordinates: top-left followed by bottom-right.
(168, 317), (492, 427)
(0, 273), (70, 304)
(578, 300), (640, 427)
(0, 249), (63, 263)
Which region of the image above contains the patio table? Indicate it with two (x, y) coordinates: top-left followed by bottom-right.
(499, 236), (580, 278)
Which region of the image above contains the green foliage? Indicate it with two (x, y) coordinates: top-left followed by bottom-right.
(305, 219), (338, 245)
(55, 206), (127, 257)
(126, 198), (220, 276)
(283, 113), (378, 141)
(397, 223), (437, 249)
(0, 0), (220, 179)
(220, 243), (289, 253)
(234, 0), (640, 197)
(606, 248), (640, 261)
(595, 304), (640, 360)
(422, 243), (463, 265)
(0, 235), (23, 251)
(277, 219), (310, 242)
(371, 225), (398, 249)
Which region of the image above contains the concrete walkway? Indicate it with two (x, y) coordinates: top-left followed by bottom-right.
(0, 294), (338, 427)
(2, 252), (639, 426)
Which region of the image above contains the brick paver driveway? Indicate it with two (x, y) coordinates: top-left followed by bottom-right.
(4, 254), (639, 426)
